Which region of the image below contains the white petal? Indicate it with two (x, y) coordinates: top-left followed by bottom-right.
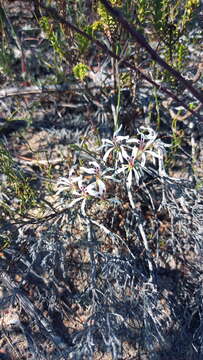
(126, 138), (139, 144)
(56, 187), (67, 196)
(78, 178), (85, 190)
(138, 127), (157, 140)
(132, 146), (138, 158)
(115, 166), (126, 175)
(145, 150), (162, 161)
(57, 177), (72, 185)
(154, 140), (171, 148)
(104, 175), (119, 182)
(127, 170), (133, 189)
(67, 197), (83, 208)
(114, 124), (122, 136)
(72, 189), (81, 196)
(57, 175), (81, 189)
(120, 147), (129, 161)
(97, 179), (106, 195)
(80, 199), (87, 216)
(102, 139), (113, 145)
(88, 189), (99, 197)
(103, 147), (113, 162)
(116, 135), (129, 142)
(141, 153), (146, 167)
(98, 143), (106, 151)
(133, 168), (140, 185)
(90, 161), (100, 169)
(86, 183), (99, 197)
(118, 150), (125, 164)
(69, 167), (78, 176)
(102, 167), (114, 175)
(80, 166), (96, 174)
(158, 158), (167, 177)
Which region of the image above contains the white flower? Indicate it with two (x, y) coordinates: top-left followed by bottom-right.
(116, 146), (141, 188)
(153, 139), (171, 177)
(80, 161), (106, 177)
(68, 178), (100, 215)
(137, 127), (157, 143)
(130, 127), (162, 168)
(56, 168), (81, 195)
(72, 178), (98, 198)
(80, 161), (115, 198)
(100, 125), (137, 165)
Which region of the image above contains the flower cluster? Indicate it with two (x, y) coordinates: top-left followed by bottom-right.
(57, 126), (171, 214)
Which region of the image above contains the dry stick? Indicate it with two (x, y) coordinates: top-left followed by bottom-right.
(0, 83), (99, 99)
(39, 4), (202, 122)
(100, 0), (203, 104)
(0, 271), (69, 359)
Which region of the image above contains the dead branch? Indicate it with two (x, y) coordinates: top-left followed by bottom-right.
(39, 3), (202, 122)
(0, 271), (70, 359)
(100, 0), (203, 104)
(0, 83), (98, 99)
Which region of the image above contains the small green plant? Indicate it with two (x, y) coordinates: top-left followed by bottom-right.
(76, 21), (102, 54)
(97, 0), (122, 42)
(73, 62), (89, 80)
(0, 8), (14, 77)
(0, 42), (13, 77)
(135, 0), (200, 76)
(171, 116), (184, 152)
(0, 235), (10, 251)
(39, 16), (65, 61)
(0, 144), (37, 215)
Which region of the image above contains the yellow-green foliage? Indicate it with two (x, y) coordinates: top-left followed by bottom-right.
(135, 0), (200, 32)
(184, 0), (200, 22)
(119, 72), (134, 89)
(177, 43), (187, 70)
(76, 21), (102, 53)
(0, 144), (37, 214)
(135, 0), (200, 71)
(171, 117), (184, 152)
(76, 25), (93, 54)
(39, 16), (65, 60)
(0, 235), (10, 251)
(136, 0), (150, 23)
(97, 0), (122, 38)
(73, 63), (89, 80)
